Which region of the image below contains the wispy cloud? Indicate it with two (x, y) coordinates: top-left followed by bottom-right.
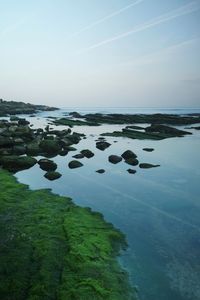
(121, 37), (200, 67)
(68, 0), (144, 38)
(77, 1), (200, 54)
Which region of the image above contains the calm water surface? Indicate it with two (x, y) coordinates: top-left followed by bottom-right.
(15, 108), (200, 300)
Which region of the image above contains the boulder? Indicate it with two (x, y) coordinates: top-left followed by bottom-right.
(68, 160), (83, 169)
(44, 171), (62, 181)
(26, 143), (41, 156)
(0, 155), (37, 172)
(39, 139), (61, 154)
(96, 141), (111, 151)
(108, 155), (122, 164)
(121, 150), (137, 160)
(125, 158), (139, 166)
(12, 145), (26, 155)
(139, 163), (160, 169)
(38, 159), (57, 171)
(18, 118), (30, 125)
(80, 149), (94, 158)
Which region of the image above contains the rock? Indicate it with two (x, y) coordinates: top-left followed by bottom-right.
(68, 160), (83, 169)
(96, 141), (111, 151)
(143, 148), (154, 152)
(59, 149), (69, 156)
(69, 111), (82, 118)
(96, 169), (105, 174)
(121, 150), (137, 160)
(127, 169), (136, 174)
(18, 118), (30, 125)
(44, 171), (62, 180)
(10, 116), (20, 121)
(126, 125), (145, 130)
(80, 149), (94, 158)
(139, 163), (160, 169)
(108, 155), (122, 164)
(72, 153), (84, 159)
(0, 155), (37, 172)
(12, 145), (26, 155)
(38, 159), (57, 171)
(145, 124), (191, 136)
(0, 137), (14, 147)
(125, 158), (139, 166)
(66, 146), (77, 152)
(39, 139), (61, 155)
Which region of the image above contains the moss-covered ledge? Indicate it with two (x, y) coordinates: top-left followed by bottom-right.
(0, 169), (136, 299)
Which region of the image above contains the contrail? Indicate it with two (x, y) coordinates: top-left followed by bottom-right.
(74, 171), (200, 233)
(68, 0), (144, 38)
(77, 1), (200, 53)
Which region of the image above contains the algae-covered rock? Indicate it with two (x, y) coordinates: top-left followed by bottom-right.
(127, 169), (137, 174)
(96, 169), (105, 174)
(39, 139), (61, 155)
(72, 153), (84, 159)
(121, 150), (137, 160)
(143, 148), (154, 152)
(139, 163), (160, 168)
(125, 158), (139, 166)
(44, 171), (61, 180)
(96, 141), (111, 151)
(80, 149), (94, 158)
(38, 159), (57, 171)
(108, 155), (122, 164)
(68, 160), (83, 169)
(0, 155), (37, 172)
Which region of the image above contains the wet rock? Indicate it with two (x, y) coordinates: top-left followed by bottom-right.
(80, 149), (94, 158)
(0, 137), (14, 147)
(121, 150), (137, 160)
(127, 169), (136, 174)
(72, 153), (84, 159)
(108, 155), (122, 164)
(59, 149), (69, 156)
(96, 141), (111, 151)
(68, 160), (83, 169)
(96, 169), (105, 174)
(139, 163), (160, 169)
(0, 155), (37, 172)
(38, 159), (57, 171)
(18, 118), (30, 126)
(26, 143), (41, 156)
(143, 148), (154, 152)
(44, 171), (62, 180)
(39, 139), (61, 155)
(125, 158), (139, 166)
(12, 145), (26, 155)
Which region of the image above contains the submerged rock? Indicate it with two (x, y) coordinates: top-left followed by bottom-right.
(108, 155), (122, 164)
(44, 171), (62, 180)
(72, 153), (84, 159)
(68, 160), (83, 169)
(38, 159), (57, 171)
(139, 163), (160, 169)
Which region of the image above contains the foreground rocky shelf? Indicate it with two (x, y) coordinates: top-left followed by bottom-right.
(0, 99), (58, 116)
(0, 169), (136, 299)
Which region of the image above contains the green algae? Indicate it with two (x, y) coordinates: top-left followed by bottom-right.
(0, 170), (136, 300)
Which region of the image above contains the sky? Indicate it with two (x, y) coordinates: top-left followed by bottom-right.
(0, 0), (200, 108)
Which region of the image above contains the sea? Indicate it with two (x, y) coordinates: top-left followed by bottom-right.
(8, 107), (200, 300)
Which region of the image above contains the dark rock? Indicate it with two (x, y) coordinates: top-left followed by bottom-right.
(38, 159), (57, 171)
(59, 149), (69, 156)
(0, 137), (14, 147)
(143, 148), (154, 152)
(18, 118), (30, 125)
(0, 155), (37, 172)
(139, 163), (160, 169)
(121, 150), (137, 160)
(80, 149), (94, 158)
(72, 153), (84, 159)
(127, 169), (136, 174)
(125, 158), (139, 166)
(108, 155), (122, 164)
(96, 141), (111, 151)
(68, 160), (83, 169)
(145, 124), (191, 136)
(69, 111), (82, 118)
(96, 169), (105, 174)
(39, 139), (61, 154)
(12, 145), (26, 155)
(126, 125), (145, 130)
(44, 171), (62, 180)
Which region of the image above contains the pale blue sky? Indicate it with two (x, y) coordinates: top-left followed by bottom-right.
(0, 0), (200, 107)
